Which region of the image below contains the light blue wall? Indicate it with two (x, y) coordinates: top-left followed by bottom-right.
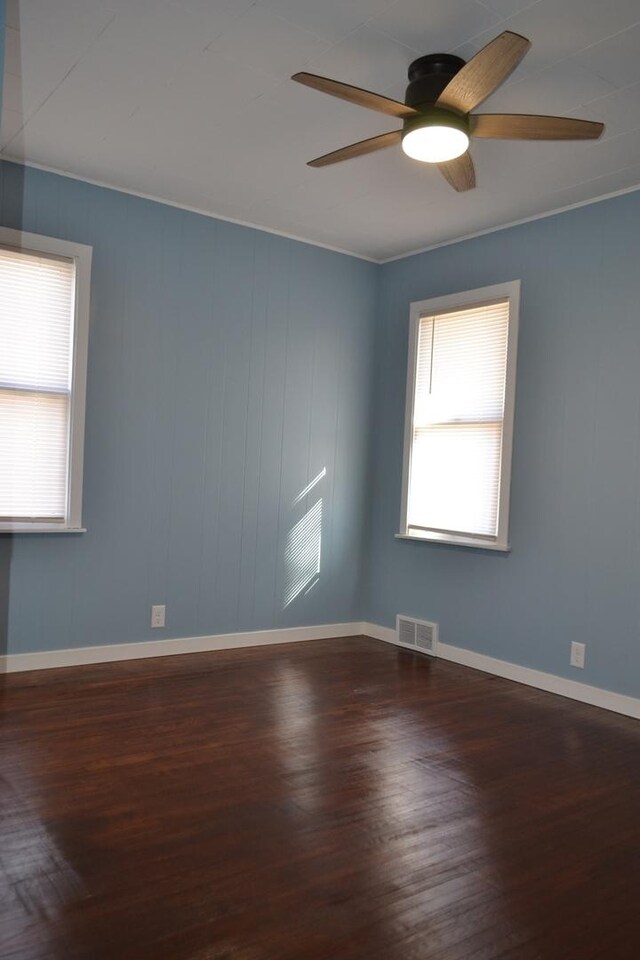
(4, 156), (640, 701)
(0, 161), (376, 653)
(367, 191), (640, 699)
(0, 1), (5, 120)
(0, 3), (7, 659)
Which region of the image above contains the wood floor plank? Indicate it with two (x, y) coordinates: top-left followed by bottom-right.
(1, 636), (639, 958)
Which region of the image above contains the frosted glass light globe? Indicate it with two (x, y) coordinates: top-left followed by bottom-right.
(402, 125), (469, 163)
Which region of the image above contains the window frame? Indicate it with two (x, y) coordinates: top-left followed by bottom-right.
(0, 226), (92, 533)
(398, 280), (520, 552)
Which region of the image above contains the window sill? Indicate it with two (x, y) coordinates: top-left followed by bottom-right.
(0, 525), (87, 534)
(395, 532), (510, 553)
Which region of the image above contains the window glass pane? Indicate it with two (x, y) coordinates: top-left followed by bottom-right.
(408, 422), (503, 538)
(415, 300), (509, 426)
(408, 297), (511, 539)
(0, 389), (69, 520)
(0, 247), (75, 391)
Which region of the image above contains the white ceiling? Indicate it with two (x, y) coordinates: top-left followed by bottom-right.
(2, 0), (640, 260)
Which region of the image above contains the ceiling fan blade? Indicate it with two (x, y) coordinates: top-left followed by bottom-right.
(292, 72), (417, 119)
(438, 152), (476, 192)
(470, 114), (605, 140)
(308, 130), (403, 167)
(436, 31), (531, 114)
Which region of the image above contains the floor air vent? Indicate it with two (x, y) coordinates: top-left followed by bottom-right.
(396, 615), (439, 657)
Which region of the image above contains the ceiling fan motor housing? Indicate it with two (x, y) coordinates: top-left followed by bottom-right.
(402, 107), (469, 141)
(405, 54), (466, 109)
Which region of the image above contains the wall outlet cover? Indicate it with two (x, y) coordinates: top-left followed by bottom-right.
(570, 641), (585, 669)
(151, 604), (166, 628)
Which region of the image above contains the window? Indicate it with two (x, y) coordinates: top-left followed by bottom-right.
(0, 227), (92, 532)
(399, 281), (519, 551)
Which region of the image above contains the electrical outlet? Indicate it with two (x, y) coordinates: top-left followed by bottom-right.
(570, 641), (585, 669)
(151, 604), (165, 628)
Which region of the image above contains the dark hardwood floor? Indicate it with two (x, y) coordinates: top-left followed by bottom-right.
(2, 636), (640, 960)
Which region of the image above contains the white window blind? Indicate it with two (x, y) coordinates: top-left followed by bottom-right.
(0, 246), (76, 522)
(406, 296), (513, 544)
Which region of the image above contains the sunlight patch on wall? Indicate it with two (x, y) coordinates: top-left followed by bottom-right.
(292, 467), (326, 507)
(283, 497), (322, 609)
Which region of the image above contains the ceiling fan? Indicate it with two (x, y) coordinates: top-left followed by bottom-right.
(291, 31), (604, 192)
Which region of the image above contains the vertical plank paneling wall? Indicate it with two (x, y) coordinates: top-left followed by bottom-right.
(0, 4), (8, 660)
(0, 162), (376, 653)
(5, 157), (640, 705)
(367, 190), (640, 700)
(0, 1), (5, 124)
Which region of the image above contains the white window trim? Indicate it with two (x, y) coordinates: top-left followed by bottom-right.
(0, 226), (92, 533)
(398, 280), (520, 552)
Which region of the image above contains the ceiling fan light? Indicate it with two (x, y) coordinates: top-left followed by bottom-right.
(402, 124), (469, 163)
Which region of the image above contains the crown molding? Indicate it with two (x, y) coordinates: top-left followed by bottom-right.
(0, 155), (377, 263)
(3, 155), (640, 265)
(379, 180), (640, 263)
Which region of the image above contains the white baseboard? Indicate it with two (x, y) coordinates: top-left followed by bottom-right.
(363, 622), (640, 720)
(6, 620), (639, 722)
(1, 621), (367, 674)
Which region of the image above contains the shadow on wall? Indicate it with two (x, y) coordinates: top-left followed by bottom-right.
(0, 0), (25, 662)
